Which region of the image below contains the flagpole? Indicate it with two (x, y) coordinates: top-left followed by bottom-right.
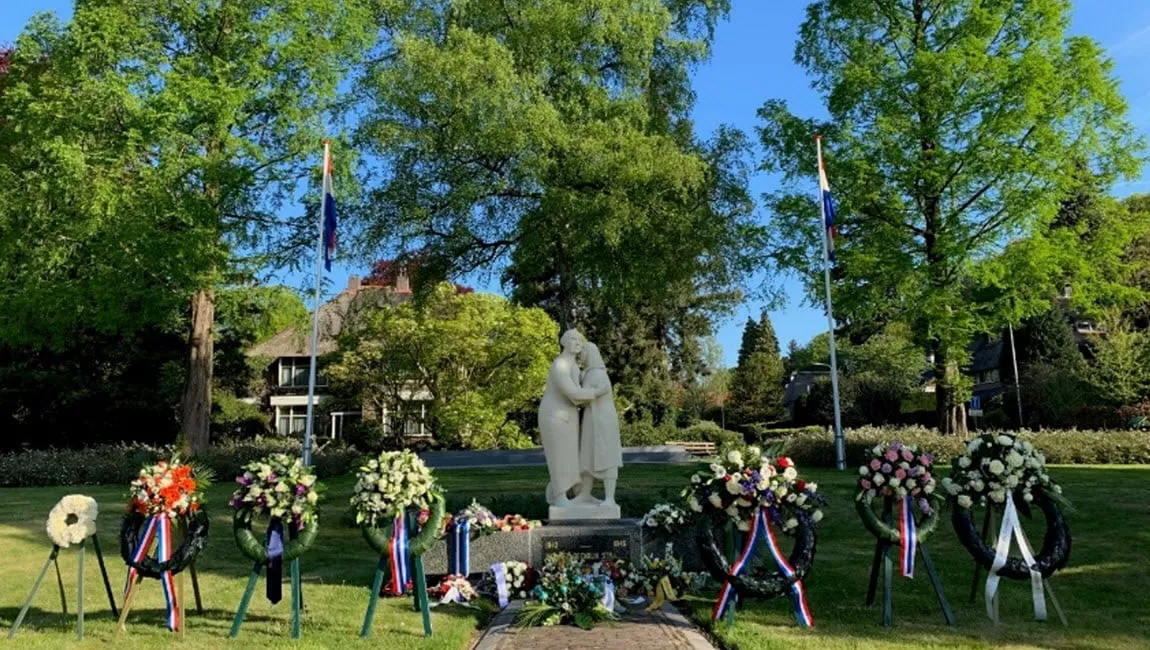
(302, 141), (330, 467)
(815, 135), (846, 471)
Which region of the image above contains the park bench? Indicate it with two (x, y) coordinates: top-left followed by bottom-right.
(668, 441), (716, 457)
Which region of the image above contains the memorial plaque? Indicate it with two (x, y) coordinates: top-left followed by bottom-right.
(539, 531), (631, 565)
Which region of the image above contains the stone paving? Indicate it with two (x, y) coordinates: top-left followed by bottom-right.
(472, 601), (716, 650)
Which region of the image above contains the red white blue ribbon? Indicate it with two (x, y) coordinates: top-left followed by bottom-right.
(711, 509), (763, 621)
(448, 518), (471, 576)
(761, 510), (815, 628)
(123, 514), (180, 631)
(387, 515), (410, 595)
(899, 495), (917, 578)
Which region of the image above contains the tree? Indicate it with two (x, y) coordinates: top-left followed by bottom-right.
(356, 1), (762, 422)
(840, 324), (928, 425)
(326, 283), (558, 449)
(730, 311), (785, 425)
(1083, 316), (1150, 407)
(0, 3), (376, 453)
(759, 0), (1141, 434)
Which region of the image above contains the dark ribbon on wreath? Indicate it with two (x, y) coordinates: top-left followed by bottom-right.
(709, 507), (815, 627)
(266, 518), (284, 604)
(120, 511), (209, 631)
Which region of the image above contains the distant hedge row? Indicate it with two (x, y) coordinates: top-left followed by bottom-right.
(774, 426), (1150, 467)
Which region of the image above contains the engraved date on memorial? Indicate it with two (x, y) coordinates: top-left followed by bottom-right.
(540, 534), (630, 564)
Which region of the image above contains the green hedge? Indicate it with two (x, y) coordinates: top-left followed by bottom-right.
(619, 419), (742, 448)
(780, 426), (1150, 468)
(0, 438), (361, 488)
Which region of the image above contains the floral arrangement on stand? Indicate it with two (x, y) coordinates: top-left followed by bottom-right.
(621, 543), (703, 602)
(942, 434), (1066, 510)
(230, 453), (321, 573)
(684, 445), (825, 531)
(516, 553), (619, 630)
(855, 442), (941, 579)
(130, 459), (207, 519)
(47, 495), (98, 548)
(452, 499), (501, 534)
(496, 514), (541, 532)
(638, 503), (688, 536)
(351, 450), (436, 528)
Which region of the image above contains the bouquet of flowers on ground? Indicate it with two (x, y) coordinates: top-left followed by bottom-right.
(517, 553), (618, 630)
(942, 434), (1065, 509)
(430, 573), (478, 603)
(639, 503), (688, 536)
(683, 444), (825, 532)
(496, 514), (541, 532)
(130, 458), (207, 518)
(495, 560), (538, 599)
(857, 441), (938, 516)
(454, 499), (501, 535)
(589, 556), (632, 595)
(230, 453), (319, 531)
(351, 450), (436, 528)
(622, 543), (703, 599)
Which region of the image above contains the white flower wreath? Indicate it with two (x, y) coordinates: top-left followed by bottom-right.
(46, 495), (98, 548)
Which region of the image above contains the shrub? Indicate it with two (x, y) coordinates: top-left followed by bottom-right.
(619, 417), (677, 447)
(676, 421), (742, 446)
(0, 438), (362, 487)
(779, 426), (1150, 468)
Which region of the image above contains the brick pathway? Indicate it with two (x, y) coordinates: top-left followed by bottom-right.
(473, 602), (716, 650)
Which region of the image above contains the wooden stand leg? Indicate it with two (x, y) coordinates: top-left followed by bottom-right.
(178, 571), (186, 640)
(8, 547), (60, 639)
(77, 541), (85, 640)
(969, 505), (996, 603)
(1043, 579), (1068, 627)
(413, 555), (432, 638)
(91, 535), (118, 616)
(866, 499), (894, 607)
(361, 556), (388, 638)
(291, 558), (302, 639)
(918, 543), (955, 626)
(53, 555), (68, 615)
(190, 562), (204, 615)
(229, 562), (262, 639)
(882, 539), (893, 628)
(117, 575), (142, 635)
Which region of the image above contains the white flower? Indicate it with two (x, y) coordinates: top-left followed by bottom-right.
(958, 456), (971, 468)
(967, 439), (982, 452)
(783, 467), (798, 481)
(971, 479), (985, 492)
(727, 450), (744, 466)
(944, 479), (960, 495)
(725, 480), (742, 495)
(708, 494), (723, 508)
(924, 483), (935, 494)
(889, 478), (901, 488)
(710, 464), (727, 480)
(873, 445), (884, 455)
(1005, 475), (1019, 489)
(725, 505), (740, 518)
(807, 482), (818, 493)
(957, 495), (973, 509)
(858, 466), (869, 476)
(784, 518), (798, 530)
(307, 491), (318, 504)
(46, 495), (98, 548)
(997, 435), (1014, 447)
(1023, 492), (1034, 502)
(747, 446), (762, 459)
(905, 479), (916, 489)
(691, 474), (702, 485)
(736, 519), (751, 532)
(873, 474), (886, 486)
(811, 510), (824, 522)
(989, 460), (1005, 475)
(688, 496), (702, 512)
(989, 490), (1006, 503)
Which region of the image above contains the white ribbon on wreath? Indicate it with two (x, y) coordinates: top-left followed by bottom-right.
(985, 495), (1046, 623)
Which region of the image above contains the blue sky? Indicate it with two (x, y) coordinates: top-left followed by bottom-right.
(4, 1), (1150, 366)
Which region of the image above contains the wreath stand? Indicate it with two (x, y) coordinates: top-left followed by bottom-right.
(963, 502), (1068, 626)
(862, 497), (954, 628)
(360, 497), (444, 639)
(116, 515), (207, 639)
(8, 536), (118, 641)
(229, 518), (313, 640)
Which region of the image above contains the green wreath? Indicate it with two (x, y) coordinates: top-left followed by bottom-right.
(233, 510), (319, 564)
(361, 492), (445, 557)
(855, 492), (941, 545)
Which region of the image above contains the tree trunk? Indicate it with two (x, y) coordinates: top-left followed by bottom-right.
(180, 288), (215, 454)
(934, 347), (968, 436)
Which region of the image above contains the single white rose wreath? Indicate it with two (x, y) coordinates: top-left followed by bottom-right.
(47, 495), (98, 548)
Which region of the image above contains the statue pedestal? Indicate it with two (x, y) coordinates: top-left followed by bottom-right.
(534, 519), (639, 566)
(548, 503), (621, 521)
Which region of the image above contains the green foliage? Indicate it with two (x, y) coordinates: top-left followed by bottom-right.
(619, 417), (740, 448)
(211, 390), (271, 439)
(327, 283), (557, 449)
(730, 311), (786, 425)
(760, 0), (1143, 433)
(1082, 317), (1150, 406)
(780, 426), (1150, 468)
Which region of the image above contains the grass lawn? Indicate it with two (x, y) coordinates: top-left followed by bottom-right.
(0, 463), (1146, 649)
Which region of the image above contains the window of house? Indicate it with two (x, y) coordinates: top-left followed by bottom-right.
(385, 401), (431, 438)
(277, 405), (309, 436)
(328, 411), (362, 440)
(278, 357), (327, 387)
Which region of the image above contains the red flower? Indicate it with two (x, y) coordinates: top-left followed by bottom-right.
(795, 480), (807, 492)
(776, 457), (792, 469)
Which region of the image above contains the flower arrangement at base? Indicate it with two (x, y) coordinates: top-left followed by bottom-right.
(453, 499), (500, 535)
(496, 514), (541, 532)
(942, 434), (1066, 510)
(621, 543), (703, 600)
(47, 495), (98, 548)
(639, 503), (688, 537)
(230, 454), (321, 564)
(430, 574), (478, 604)
(495, 561), (538, 600)
(516, 554), (619, 630)
(120, 458), (212, 580)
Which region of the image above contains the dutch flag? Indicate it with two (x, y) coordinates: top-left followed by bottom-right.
(322, 142), (338, 272)
(816, 136), (837, 262)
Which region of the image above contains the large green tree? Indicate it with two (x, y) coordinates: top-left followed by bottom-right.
(730, 311), (785, 425)
(759, 0), (1141, 434)
(326, 283), (558, 449)
(0, 2), (376, 452)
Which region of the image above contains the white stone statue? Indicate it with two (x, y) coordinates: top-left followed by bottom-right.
(577, 342), (623, 507)
(539, 329), (605, 507)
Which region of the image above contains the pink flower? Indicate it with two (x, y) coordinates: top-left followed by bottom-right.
(901, 449), (914, 462)
(861, 479), (872, 489)
(884, 449), (899, 462)
(920, 455), (932, 467)
(922, 472), (932, 482)
(895, 469), (907, 480)
(912, 487), (921, 495)
(870, 459), (882, 470)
